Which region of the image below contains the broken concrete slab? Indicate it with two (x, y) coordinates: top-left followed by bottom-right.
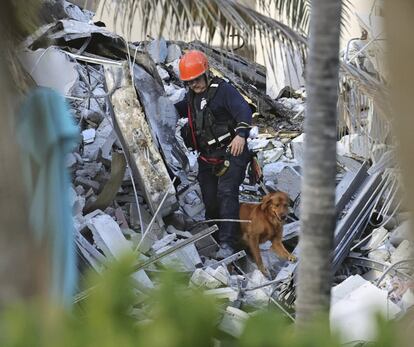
(156, 65), (170, 81)
(86, 212), (154, 290)
(361, 227), (389, 251)
(105, 62), (176, 217)
(283, 221), (300, 241)
(290, 133), (305, 165)
(75, 176), (100, 191)
(205, 287), (239, 302)
(337, 155), (364, 173)
(164, 84), (186, 104)
(337, 134), (370, 160)
(76, 162), (103, 179)
(115, 207), (129, 229)
(190, 268), (224, 289)
(19, 47), (78, 95)
(218, 306), (249, 338)
(259, 147), (284, 165)
(147, 38), (168, 64)
(247, 138), (270, 152)
(156, 241), (202, 272)
(390, 240), (413, 265)
(166, 43), (182, 63)
(368, 248), (390, 263)
(262, 162), (297, 184)
(400, 289), (414, 312)
(244, 270), (272, 308)
(133, 63), (188, 182)
(331, 274), (368, 304)
(129, 202), (164, 240)
(82, 128), (96, 144)
(205, 266), (230, 286)
(390, 220), (412, 247)
(177, 183), (205, 218)
(87, 213), (132, 258)
(274, 166), (301, 201)
(166, 58), (180, 78)
(82, 117), (113, 161)
(330, 279), (401, 344)
(151, 233), (176, 252)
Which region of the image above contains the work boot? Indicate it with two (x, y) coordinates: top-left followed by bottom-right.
(215, 243), (234, 259)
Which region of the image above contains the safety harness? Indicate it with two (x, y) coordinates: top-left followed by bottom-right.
(187, 77), (238, 165)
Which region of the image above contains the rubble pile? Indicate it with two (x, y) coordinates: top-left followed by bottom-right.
(17, 1), (413, 341)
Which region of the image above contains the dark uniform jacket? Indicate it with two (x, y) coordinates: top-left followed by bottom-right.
(175, 78), (253, 159)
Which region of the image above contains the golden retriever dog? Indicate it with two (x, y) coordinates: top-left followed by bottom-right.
(240, 191), (297, 275)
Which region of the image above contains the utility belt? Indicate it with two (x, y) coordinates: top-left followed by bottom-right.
(198, 126), (233, 177)
(199, 148), (231, 177)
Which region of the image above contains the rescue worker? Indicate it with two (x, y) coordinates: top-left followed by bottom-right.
(174, 50), (252, 258)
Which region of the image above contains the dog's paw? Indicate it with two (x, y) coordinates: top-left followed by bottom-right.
(288, 254), (297, 262)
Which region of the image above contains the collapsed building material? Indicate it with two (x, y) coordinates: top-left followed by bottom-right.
(204, 251), (247, 270)
(17, 2), (412, 333)
(330, 275), (401, 344)
(86, 211), (154, 290)
(83, 151), (126, 213)
(18, 47), (78, 95)
(133, 225), (218, 272)
(274, 163), (382, 303)
(105, 62), (177, 217)
(333, 172), (384, 272)
(132, 63), (189, 182)
(218, 306), (250, 338)
(345, 256), (414, 282)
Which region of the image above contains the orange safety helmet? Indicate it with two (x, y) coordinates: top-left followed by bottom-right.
(179, 50), (209, 81)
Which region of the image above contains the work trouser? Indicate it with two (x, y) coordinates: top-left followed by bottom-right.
(197, 145), (251, 249)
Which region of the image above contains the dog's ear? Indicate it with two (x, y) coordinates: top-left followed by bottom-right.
(261, 194), (273, 210)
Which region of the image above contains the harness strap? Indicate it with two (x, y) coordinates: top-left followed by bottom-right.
(199, 155), (224, 164)
(187, 104), (198, 151)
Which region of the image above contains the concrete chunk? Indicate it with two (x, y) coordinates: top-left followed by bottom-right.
(330, 279), (401, 344)
(260, 147), (284, 164)
(82, 128), (96, 144)
(273, 166), (301, 201)
(244, 270), (272, 308)
(147, 38), (168, 64)
(86, 212), (153, 290)
(390, 240), (413, 265)
(105, 63), (176, 217)
(361, 227), (389, 251)
(291, 133), (305, 164)
(156, 65), (170, 80)
(390, 220), (412, 247)
(166, 44), (182, 63)
(205, 287), (239, 302)
(152, 233), (176, 252)
(218, 307), (249, 338)
(190, 268), (223, 289)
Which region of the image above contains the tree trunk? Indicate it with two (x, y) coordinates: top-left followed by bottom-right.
(295, 0), (342, 325)
(0, 58), (47, 307)
(385, 3), (414, 334)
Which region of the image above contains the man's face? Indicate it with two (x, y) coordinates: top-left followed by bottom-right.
(187, 75), (207, 94)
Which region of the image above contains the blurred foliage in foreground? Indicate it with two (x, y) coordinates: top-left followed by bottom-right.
(0, 255), (408, 347)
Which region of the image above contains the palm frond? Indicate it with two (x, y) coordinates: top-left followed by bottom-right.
(101, 0), (308, 51)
